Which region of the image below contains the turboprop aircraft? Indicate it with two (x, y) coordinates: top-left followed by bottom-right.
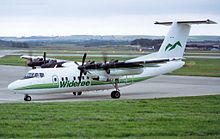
(8, 19), (216, 101)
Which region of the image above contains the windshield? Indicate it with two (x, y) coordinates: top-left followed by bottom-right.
(23, 73), (44, 79)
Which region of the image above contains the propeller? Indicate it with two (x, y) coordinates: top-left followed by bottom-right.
(77, 53), (87, 83)
(101, 52), (115, 74)
(76, 52), (121, 81)
(27, 51), (47, 69)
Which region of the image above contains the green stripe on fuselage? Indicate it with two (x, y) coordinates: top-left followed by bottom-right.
(15, 76), (153, 90)
(91, 76), (152, 85)
(15, 83), (59, 90)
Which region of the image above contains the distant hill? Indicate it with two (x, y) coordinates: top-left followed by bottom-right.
(188, 36), (220, 41)
(0, 35), (219, 49)
(0, 39), (29, 48)
(0, 35), (220, 42)
(0, 35), (162, 42)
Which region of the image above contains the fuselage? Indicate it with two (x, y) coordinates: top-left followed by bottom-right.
(8, 60), (184, 95)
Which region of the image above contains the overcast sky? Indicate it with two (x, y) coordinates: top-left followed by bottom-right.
(0, 0), (219, 37)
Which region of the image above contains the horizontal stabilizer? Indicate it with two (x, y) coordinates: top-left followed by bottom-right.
(155, 19), (217, 25)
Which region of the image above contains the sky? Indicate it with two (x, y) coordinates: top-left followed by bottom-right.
(0, 0), (220, 37)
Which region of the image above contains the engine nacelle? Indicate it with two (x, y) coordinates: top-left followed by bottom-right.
(109, 68), (143, 76)
(87, 68), (143, 80)
(92, 76), (109, 82)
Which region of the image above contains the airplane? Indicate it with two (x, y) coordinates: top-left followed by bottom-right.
(8, 19), (217, 101)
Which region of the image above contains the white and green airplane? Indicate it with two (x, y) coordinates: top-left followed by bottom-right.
(8, 19), (216, 101)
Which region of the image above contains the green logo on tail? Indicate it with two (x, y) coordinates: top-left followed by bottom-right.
(165, 41), (182, 51)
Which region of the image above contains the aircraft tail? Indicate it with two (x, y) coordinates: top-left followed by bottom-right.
(156, 19), (216, 59)
(127, 19), (216, 62)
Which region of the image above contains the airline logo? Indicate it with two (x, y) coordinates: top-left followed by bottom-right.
(165, 41), (182, 51)
(60, 80), (91, 88)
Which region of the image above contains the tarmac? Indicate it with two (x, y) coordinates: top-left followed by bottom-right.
(0, 65), (220, 103)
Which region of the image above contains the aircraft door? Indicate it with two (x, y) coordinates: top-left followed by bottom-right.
(52, 75), (59, 85)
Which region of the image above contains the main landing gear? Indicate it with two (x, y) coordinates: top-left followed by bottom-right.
(73, 92), (82, 96)
(24, 95), (31, 101)
(111, 90), (120, 99)
(111, 79), (121, 99)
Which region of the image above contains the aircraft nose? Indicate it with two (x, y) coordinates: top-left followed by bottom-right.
(8, 81), (19, 91)
(8, 82), (15, 90)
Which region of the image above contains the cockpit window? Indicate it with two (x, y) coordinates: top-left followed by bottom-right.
(24, 73), (45, 79)
(24, 73), (34, 79)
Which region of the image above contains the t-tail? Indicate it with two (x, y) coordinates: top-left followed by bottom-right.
(128, 19), (217, 62)
(156, 19), (216, 59)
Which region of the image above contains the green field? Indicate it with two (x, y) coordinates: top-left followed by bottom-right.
(0, 95), (219, 138)
(0, 55), (26, 66)
(170, 58), (220, 77)
(0, 55), (220, 77)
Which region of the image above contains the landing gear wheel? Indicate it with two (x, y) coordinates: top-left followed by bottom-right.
(77, 92), (82, 96)
(111, 91), (120, 99)
(73, 92), (82, 96)
(24, 95), (31, 101)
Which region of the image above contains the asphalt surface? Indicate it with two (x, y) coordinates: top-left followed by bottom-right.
(0, 65), (220, 103)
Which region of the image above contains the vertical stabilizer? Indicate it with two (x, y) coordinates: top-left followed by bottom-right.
(127, 19), (216, 62)
(157, 22), (190, 58)
(156, 19), (217, 59)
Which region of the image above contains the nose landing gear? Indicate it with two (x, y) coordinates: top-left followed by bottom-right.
(24, 95), (31, 101)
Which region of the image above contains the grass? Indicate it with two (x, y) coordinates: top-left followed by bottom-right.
(0, 55), (25, 66)
(0, 95), (220, 138)
(170, 58), (220, 77)
(0, 55), (220, 77)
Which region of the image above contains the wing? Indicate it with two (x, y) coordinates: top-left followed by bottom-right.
(82, 58), (173, 81)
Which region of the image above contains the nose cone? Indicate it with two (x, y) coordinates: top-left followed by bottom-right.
(8, 82), (15, 91)
(8, 81), (19, 91)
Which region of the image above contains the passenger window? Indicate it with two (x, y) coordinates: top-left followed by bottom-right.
(87, 76), (89, 80)
(73, 77), (76, 80)
(35, 73), (39, 78)
(82, 76), (84, 80)
(65, 77), (68, 81)
(40, 73), (44, 78)
(61, 77), (64, 81)
(54, 78), (57, 82)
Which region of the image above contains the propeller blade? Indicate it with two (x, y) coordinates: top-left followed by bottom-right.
(74, 61), (79, 65)
(82, 53), (87, 66)
(90, 61), (95, 64)
(43, 52), (46, 64)
(102, 52), (107, 63)
(28, 48), (33, 62)
(79, 71), (83, 83)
